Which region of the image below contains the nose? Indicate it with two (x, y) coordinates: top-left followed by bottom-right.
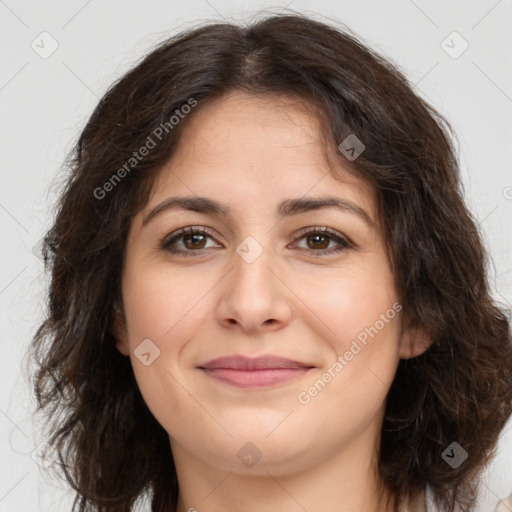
(216, 240), (292, 334)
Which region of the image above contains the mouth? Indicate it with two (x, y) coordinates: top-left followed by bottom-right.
(197, 355), (315, 389)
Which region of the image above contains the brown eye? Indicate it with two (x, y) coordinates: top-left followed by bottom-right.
(182, 233), (207, 250)
(161, 226), (222, 256)
(292, 227), (354, 256)
(305, 233), (330, 250)
(160, 225), (354, 258)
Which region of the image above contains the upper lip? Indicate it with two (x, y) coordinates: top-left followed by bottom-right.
(198, 355), (314, 370)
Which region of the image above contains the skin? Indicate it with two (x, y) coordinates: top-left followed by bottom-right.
(114, 91), (431, 512)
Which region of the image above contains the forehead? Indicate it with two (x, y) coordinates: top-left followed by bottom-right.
(143, 91), (378, 226)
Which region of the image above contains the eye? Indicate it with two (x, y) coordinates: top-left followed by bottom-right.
(290, 226), (354, 256)
(160, 226), (221, 256)
(160, 225), (354, 257)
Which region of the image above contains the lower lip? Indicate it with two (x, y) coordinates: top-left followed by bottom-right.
(200, 368), (312, 388)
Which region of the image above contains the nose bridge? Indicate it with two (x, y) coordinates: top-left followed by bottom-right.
(232, 234), (275, 303)
(217, 234), (291, 331)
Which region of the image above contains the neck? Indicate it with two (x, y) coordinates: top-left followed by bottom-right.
(171, 414), (396, 512)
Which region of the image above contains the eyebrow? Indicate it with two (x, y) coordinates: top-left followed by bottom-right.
(142, 195), (375, 229)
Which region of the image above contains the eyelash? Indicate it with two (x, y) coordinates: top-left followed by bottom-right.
(159, 225), (354, 257)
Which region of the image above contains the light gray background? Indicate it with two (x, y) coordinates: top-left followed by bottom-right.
(1, 1), (511, 511)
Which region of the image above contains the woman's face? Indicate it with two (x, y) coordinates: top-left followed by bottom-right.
(115, 91), (428, 477)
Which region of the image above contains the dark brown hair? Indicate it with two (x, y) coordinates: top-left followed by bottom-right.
(27, 10), (512, 512)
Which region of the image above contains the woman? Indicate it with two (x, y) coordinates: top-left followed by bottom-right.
(29, 11), (512, 512)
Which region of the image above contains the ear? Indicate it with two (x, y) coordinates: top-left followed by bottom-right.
(111, 303), (130, 356)
(399, 315), (433, 359)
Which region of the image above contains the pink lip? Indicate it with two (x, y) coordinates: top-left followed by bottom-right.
(198, 355), (314, 389)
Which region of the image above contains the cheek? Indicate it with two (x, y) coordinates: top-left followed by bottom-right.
(121, 265), (208, 431)
(121, 265), (219, 419)
(295, 265), (402, 405)
(122, 264), (213, 346)
(294, 282), (401, 448)
(298, 264), (399, 346)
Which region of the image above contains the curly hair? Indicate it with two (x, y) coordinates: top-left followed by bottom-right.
(27, 10), (512, 512)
